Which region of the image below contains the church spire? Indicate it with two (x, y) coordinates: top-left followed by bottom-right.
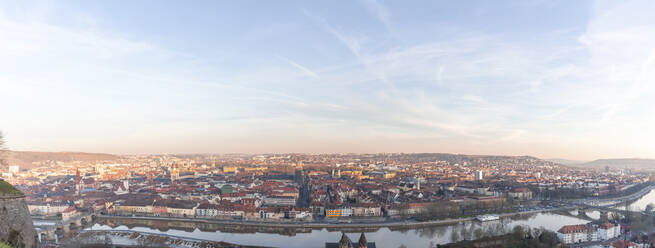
(75, 165), (81, 195)
(338, 232), (353, 248)
(358, 232), (368, 248)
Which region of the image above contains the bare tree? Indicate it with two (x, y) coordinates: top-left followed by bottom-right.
(450, 229), (460, 242)
(0, 131), (7, 170)
(646, 203), (655, 213)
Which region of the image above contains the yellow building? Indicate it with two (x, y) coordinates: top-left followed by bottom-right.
(117, 205), (135, 213)
(277, 192), (299, 198)
(326, 209), (342, 217)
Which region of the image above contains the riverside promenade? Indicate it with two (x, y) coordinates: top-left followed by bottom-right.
(98, 208), (551, 229)
(97, 184), (655, 229)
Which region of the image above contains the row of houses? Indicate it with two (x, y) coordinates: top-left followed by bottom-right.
(557, 222), (621, 244)
(107, 198), (314, 221)
(324, 204), (383, 218)
(28, 203), (70, 216)
(453, 185), (533, 200)
(107, 196), (387, 220)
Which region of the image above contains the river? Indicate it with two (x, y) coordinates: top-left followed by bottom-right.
(86, 212), (589, 248)
(71, 190), (655, 247)
(616, 188), (655, 211)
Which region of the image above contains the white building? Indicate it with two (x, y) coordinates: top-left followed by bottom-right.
(8, 165), (19, 174)
(295, 211), (312, 219)
(263, 196), (296, 206)
(557, 224), (597, 244)
(62, 207), (80, 221)
(340, 206), (353, 217)
(114, 181), (130, 195)
(475, 170), (484, 180)
(28, 204), (69, 216)
(598, 222), (621, 240)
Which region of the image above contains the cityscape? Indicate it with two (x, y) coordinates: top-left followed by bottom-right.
(3, 0), (655, 247)
(3, 151), (655, 247)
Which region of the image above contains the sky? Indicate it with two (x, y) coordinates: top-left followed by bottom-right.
(1, 0), (655, 160)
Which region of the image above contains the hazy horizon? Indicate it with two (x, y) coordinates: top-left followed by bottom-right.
(11, 149), (655, 163)
(3, 0), (655, 161)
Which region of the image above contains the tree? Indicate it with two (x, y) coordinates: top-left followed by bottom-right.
(473, 228), (484, 240)
(459, 226), (468, 241)
(450, 230), (460, 242)
(646, 203), (655, 213)
(512, 225), (526, 240)
(538, 228), (558, 247)
(0, 131), (7, 170)
(398, 204), (410, 220)
(7, 229), (23, 248)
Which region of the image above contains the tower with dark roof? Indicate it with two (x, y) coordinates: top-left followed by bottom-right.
(326, 232), (376, 248)
(75, 166), (81, 195)
(358, 233), (367, 248)
(295, 160), (304, 185)
(339, 232), (353, 248)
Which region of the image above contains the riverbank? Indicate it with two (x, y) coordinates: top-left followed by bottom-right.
(88, 184), (655, 242)
(76, 230), (274, 248)
(87, 210), (594, 248)
(94, 185), (655, 231)
(570, 184), (655, 207)
(98, 207), (563, 229)
(79, 186), (655, 248)
(42, 205), (568, 248)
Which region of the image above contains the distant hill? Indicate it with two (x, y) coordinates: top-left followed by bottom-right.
(581, 158), (655, 169)
(6, 151), (120, 170)
(545, 158), (587, 166)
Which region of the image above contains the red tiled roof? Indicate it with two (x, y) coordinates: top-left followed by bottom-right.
(558, 224), (595, 234)
(599, 222), (615, 229)
(611, 240), (636, 248)
(63, 206), (76, 213)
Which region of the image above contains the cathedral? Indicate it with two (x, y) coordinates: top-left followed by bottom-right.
(325, 232), (376, 248)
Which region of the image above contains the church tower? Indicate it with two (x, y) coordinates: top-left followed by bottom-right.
(75, 166), (82, 195)
(295, 160), (304, 184)
(358, 233), (368, 248)
(338, 232), (353, 248)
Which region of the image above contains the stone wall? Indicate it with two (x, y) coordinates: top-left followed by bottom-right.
(0, 196), (37, 248)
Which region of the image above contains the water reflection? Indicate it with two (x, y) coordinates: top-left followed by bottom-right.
(618, 189), (655, 211)
(88, 213), (588, 248)
(586, 210), (601, 220)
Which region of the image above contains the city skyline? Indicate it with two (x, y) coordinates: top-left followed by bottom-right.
(2, 0), (655, 160)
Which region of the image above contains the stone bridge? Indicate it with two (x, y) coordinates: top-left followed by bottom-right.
(552, 184), (655, 220)
(577, 204), (655, 217)
(35, 212), (97, 244)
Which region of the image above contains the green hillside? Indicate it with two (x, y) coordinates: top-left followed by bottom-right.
(0, 180), (23, 197)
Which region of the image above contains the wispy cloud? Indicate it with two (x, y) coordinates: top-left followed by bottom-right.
(277, 56), (319, 78)
(301, 8), (365, 58)
(302, 9), (394, 85)
(4, 1), (655, 159)
(360, 0), (394, 35)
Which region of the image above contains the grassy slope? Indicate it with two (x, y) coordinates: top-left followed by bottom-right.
(0, 180), (23, 196)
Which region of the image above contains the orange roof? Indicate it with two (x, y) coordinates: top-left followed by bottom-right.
(557, 224), (595, 234)
(63, 206), (76, 213)
(611, 240), (636, 248)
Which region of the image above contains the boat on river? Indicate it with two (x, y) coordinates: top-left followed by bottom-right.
(475, 214), (500, 222)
